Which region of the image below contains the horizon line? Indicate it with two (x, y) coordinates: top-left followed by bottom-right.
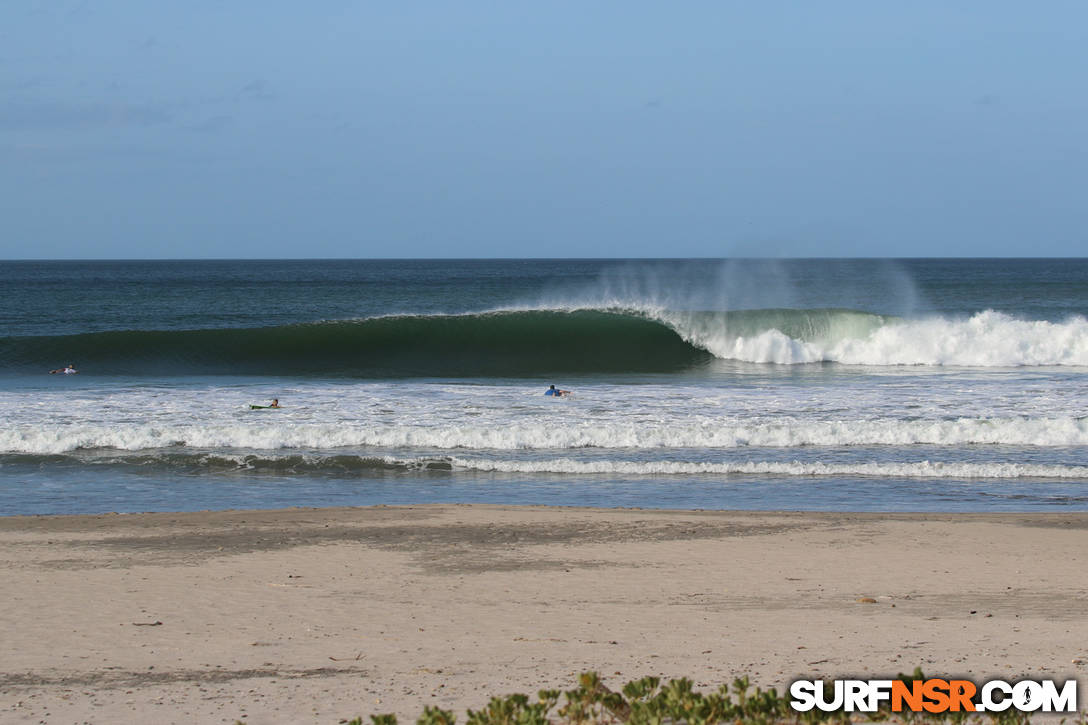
(4, 255), (1088, 263)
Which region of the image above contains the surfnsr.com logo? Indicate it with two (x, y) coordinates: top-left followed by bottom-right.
(790, 679), (1077, 714)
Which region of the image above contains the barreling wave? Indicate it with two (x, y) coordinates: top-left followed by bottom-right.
(2, 307), (1087, 375)
(0, 309), (708, 377)
(2, 451), (1087, 480)
(4, 416), (1088, 455)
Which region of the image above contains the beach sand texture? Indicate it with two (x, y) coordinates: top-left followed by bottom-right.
(2, 504), (1087, 724)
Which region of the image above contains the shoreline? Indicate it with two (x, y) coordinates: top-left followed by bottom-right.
(2, 504), (1087, 723)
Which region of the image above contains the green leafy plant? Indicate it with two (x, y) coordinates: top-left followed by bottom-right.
(344, 671), (1085, 725)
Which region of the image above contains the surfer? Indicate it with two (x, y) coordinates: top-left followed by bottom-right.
(544, 385), (570, 397)
(269, 398), (280, 408)
(49, 364), (78, 375)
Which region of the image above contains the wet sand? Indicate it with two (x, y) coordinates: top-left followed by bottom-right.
(1, 505), (1087, 723)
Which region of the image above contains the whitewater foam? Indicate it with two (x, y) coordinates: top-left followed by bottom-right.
(661, 310), (1088, 366)
(490, 305), (1088, 367)
(444, 457), (1088, 479)
(12, 449), (1085, 480)
(519, 305), (1088, 367)
(4, 416), (1088, 455)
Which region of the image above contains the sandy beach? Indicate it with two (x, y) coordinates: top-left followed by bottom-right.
(1, 504), (1087, 724)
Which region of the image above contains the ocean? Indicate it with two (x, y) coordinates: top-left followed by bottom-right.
(2, 258), (1087, 515)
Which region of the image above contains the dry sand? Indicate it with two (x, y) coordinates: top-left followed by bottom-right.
(1, 504), (1087, 724)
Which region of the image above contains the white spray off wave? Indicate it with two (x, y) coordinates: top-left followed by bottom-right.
(535, 259), (1088, 366)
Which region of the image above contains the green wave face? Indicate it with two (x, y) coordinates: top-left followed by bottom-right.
(0, 308), (893, 377)
(0, 310), (710, 377)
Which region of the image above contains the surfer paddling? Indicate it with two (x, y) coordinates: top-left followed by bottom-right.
(49, 363), (78, 375)
(250, 399), (281, 410)
(544, 385), (570, 398)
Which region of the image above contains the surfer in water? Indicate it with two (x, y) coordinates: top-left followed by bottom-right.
(269, 398), (280, 408)
(49, 363), (78, 375)
(544, 385), (570, 397)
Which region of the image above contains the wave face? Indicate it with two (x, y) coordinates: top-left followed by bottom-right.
(3, 307), (1088, 376)
(0, 310), (709, 377)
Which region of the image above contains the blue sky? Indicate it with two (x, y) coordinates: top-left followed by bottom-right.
(2, 2), (1086, 259)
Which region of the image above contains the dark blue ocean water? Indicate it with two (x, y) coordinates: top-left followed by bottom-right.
(4, 258), (1087, 339)
(2, 258), (1087, 515)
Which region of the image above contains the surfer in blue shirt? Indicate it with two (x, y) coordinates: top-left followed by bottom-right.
(545, 385), (570, 397)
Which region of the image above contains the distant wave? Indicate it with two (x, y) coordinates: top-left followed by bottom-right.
(2, 307), (1087, 376)
(3, 416), (1087, 455)
(2, 451), (1086, 480)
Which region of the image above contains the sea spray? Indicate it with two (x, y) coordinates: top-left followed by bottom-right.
(536, 258), (924, 319)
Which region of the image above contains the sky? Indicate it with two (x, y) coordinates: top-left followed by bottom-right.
(1, 1), (1086, 259)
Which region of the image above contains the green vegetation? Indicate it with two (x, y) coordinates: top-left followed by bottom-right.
(334, 670), (1080, 725)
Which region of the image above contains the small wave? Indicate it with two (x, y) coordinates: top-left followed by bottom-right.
(4, 450), (1085, 480)
(3, 416), (1088, 455)
(444, 457), (1088, 479)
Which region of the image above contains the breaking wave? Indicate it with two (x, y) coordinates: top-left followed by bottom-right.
(3, 416), (1088, 455)
(2, 307), (1087, 376)
(2, 451), (1086, 480)
(690, 310), (1088, 366)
